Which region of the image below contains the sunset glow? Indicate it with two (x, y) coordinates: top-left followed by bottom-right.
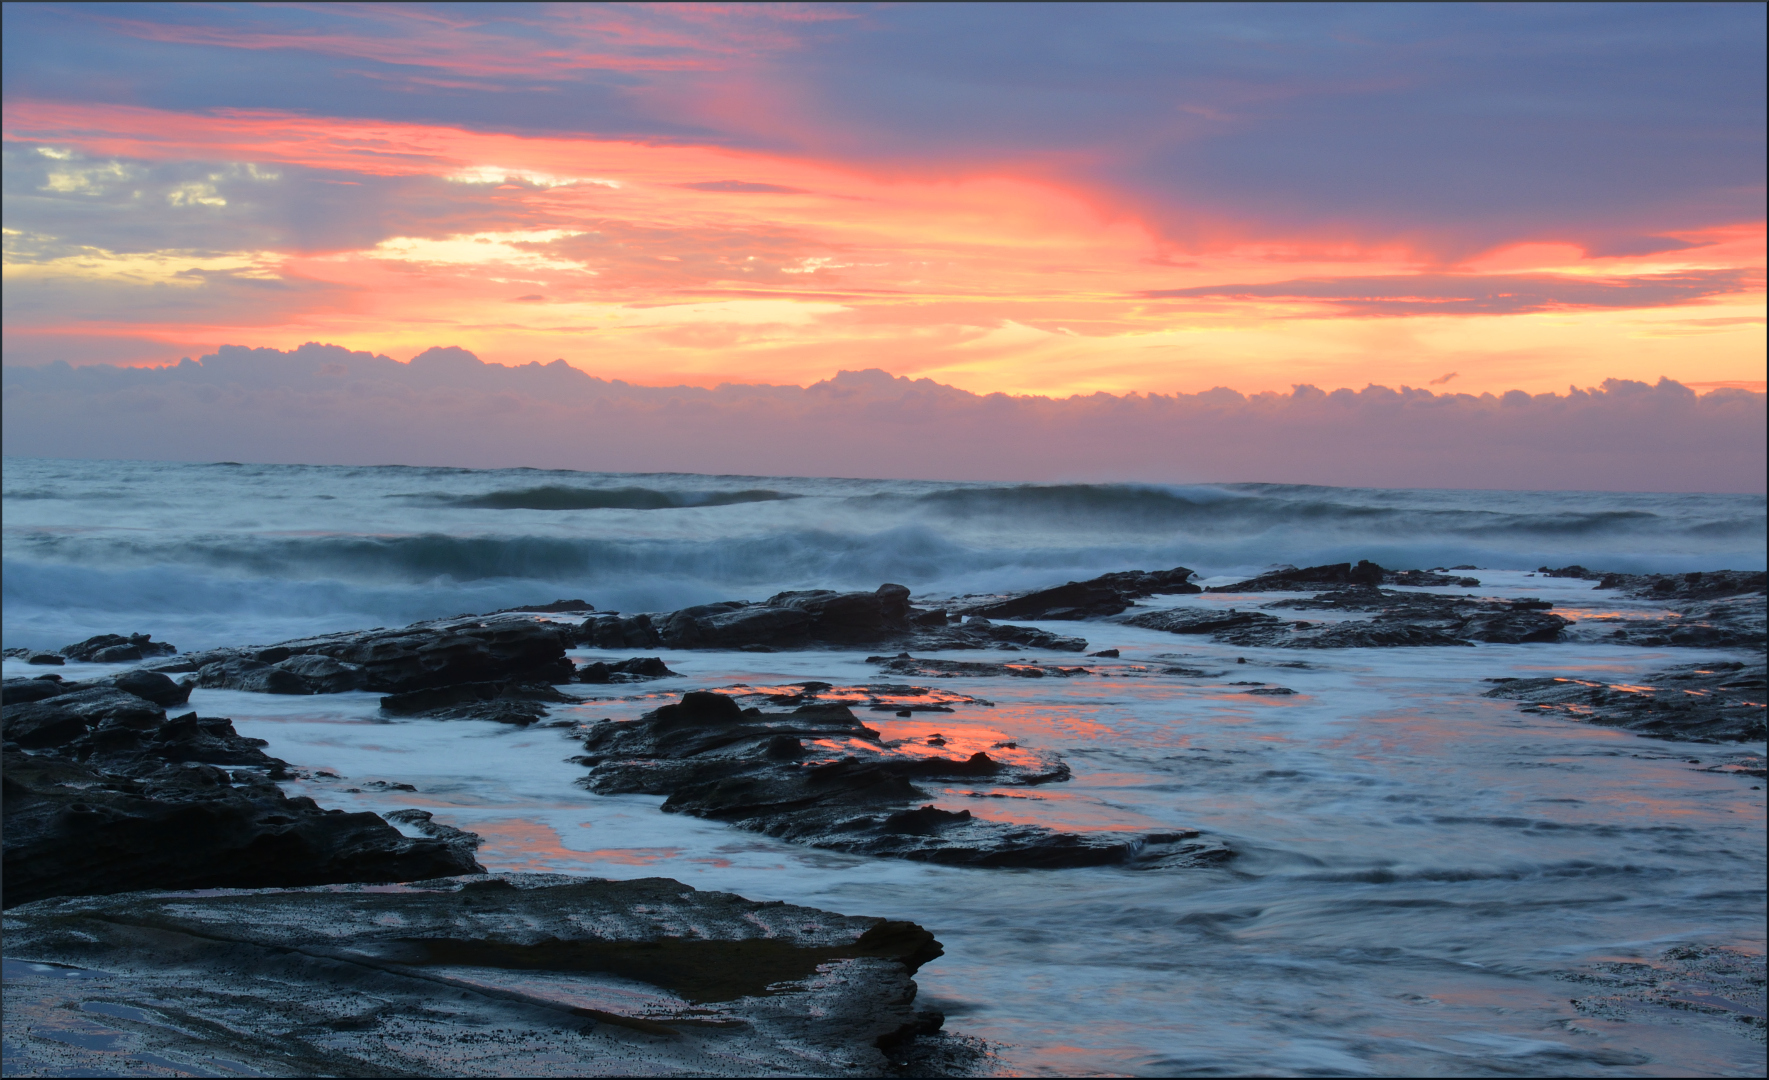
(4, 4), (1763, 398)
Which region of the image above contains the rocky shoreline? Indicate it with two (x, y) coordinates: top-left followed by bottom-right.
(3, 875), (977, 1077)
(4, 558), (1763, 1075)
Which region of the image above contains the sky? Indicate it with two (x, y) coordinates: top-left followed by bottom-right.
(2, 1), (1762, 402)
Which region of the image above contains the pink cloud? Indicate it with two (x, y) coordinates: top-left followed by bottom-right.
(3, 345), (1761, 494)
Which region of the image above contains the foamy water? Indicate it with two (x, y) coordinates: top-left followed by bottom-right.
(3, 459), (1764, 1076)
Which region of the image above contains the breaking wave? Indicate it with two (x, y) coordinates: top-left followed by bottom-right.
(409, 485), (800, 511)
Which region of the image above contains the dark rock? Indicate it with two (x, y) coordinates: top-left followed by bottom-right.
(1, 876), (962, 1076)
(27, 652), (64, 666)
(2, 749), (479, 908)
(1129, 590), (1570, 648)
(2, 677), (483, 906)
(577, 656), (680, 683)
(1485, 660), (1766, 742)
(1566, 570), (1767, 650)
(190, 614), (574, 695)
(487, 598), (596, 615)
(58, 633), (177, 662)
(1, 678), (68, 705)
(379, 680), (579, 725)
(1595, 569), (1766, 602)
(956, 567), (1200, 621)
(1208, 560), (1478, 592)
(576, 693), (1227, 870)
(3, 687), (166, 749)
(1089, 648), (1120, 657)
(579, 584), (1088, 653)
(1538, 565), (1601, 579)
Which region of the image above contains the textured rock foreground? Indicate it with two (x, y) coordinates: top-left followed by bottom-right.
(2, 672), (480, 908)
(578, 690), (1228, 869)
(1485, 660), (1768, 743)
(3, 875), (979, 1077)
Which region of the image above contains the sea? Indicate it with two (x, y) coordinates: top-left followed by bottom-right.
(4, 457), (1766, 1077)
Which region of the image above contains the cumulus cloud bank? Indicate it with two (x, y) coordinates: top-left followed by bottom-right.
(3, 345), (1762, 493)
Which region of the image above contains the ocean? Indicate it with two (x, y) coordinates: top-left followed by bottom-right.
(3, 457), (1765, 1076)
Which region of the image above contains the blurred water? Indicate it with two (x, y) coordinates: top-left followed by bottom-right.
(3, 459), (1764, 1075)
(3, 457), (1762, 651)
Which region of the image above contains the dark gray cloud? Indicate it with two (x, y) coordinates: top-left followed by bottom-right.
(1141, 270), (1760, 316)
(3, 346), (1761, 493)
(4, 4), (1759, 260)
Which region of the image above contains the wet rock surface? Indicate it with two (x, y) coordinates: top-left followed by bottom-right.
(1485, 660), (1768, 743)
(1207, 560), (1480, 592)
(1125, 589), (1568, 648)
(3, 678), (481, 907)
(578, 583), (1088, 653)
(1568, 569), (1768, 650)
(155, 614), (577, 695)
(576, 691), (1226, 870)
(7, 634), (179, 665)
(953, 566), (1201, 620)
(3, 875), (980, 1077)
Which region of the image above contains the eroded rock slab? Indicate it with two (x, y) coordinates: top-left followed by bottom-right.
(1537, 567), (1766, 649)
(954, 566), (1201, 620)
(578, 583), (1088, 653)
(153, 613), (577, 695)
(1207, 560), (1479, 592)
(576, 691), (1226, 869)
(2, 875), (976, 1077)
(1125, 589), (1568, 648)
(1485, 660), (1767, 742)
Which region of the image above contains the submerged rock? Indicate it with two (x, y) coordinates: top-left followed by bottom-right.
(2, 875), (970, 1076)
(1485, 660), (1767, 742)
(575, 692), (1226, 870)
(2, 679), (481, 907)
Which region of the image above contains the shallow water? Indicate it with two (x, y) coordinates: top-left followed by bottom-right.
(4, 460), (1765, 1075)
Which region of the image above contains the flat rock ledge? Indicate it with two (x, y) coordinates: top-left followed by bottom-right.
(2, 875), (982, 1077)
(1485, 660), (1768, 743)
(577, 691), (1228, 870)
(1126, 590), (1569, 647)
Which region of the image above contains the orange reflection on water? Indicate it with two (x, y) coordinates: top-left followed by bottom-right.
(467, 816), (684, 871)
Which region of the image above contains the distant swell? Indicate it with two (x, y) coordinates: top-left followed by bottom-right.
(891, 483), (1764, 541)
(408, 485), (799, 511)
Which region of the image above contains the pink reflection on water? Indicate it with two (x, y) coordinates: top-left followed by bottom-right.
(469, 817), (685, 871)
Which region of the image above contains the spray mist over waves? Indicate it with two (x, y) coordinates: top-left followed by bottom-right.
(1, 459), (1763, 649)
